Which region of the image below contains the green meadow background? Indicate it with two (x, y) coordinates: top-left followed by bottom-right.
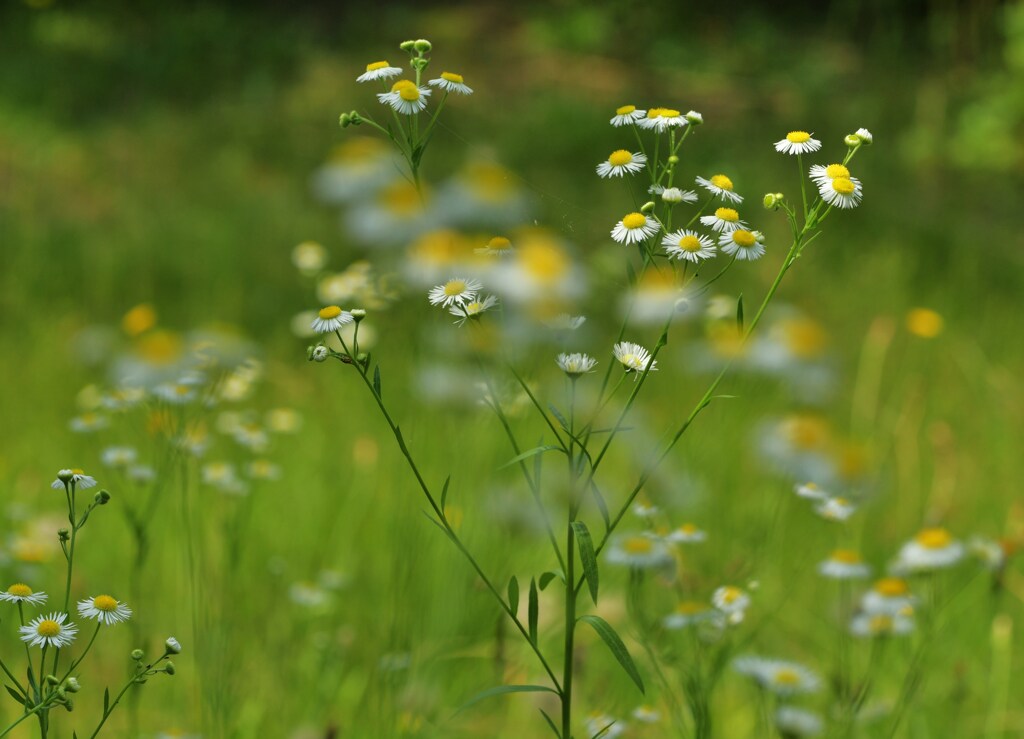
(1, 1), (1022, 736)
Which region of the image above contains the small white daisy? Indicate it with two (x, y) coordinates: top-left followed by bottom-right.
(850, 611), (915, 638)
(556, 352), (597, 377)
(0, 584), (47, 605)
(893, 527), (964, 573)
(666, 523), (706, 544)
(700, 207), (747, 233)
(246, 459), (282, 480)
(153, 381), (200, 404)
(429, 277), (482, 308)
(77, 595), (132, 625)
(606, 534), (673, 569)
(610, 105), (646, 127)
(101, 446), (137, 468)
(663, 229), (716, 262)
(476, 236), (514, 256)
(775, 706), (824, 737)
(695, 174), (743, 203)
(663, 601), (716, 630)
(860, 578), (915, 615)
(585, 714), (626, 739)
(20, 612), (78, 649)
(734, 657), (821, 696)
(814, 496), (856, 521)
(855, 127), (873, 144)
(632, 501), (659, 518)
(613, 341), (658, 375)
(377, 80), (431, 115)
(794, 482), (828, 500)
(712, 586), (750, 615)
(969, 536), (1008, 571)
(311, 306), (353, 334)
(719, 229), (766, 261)
(685, 110), (703, 125)
(356, 60), (402, 83)
(818, 175), (863, 209)
(611, 212), (659, 244)
(632, 705), (662, 723)
(596, 149), (647, 178)
(638, 107), (686, 132)
(774, 131), (822, 155)
(428, 71), (473, 95)
(449, 294), (498, 325)
(808, 163), (861, 189)
(50, 469), (97, 490)
(818, 550), (871, 580)
(661, 187), (698, 204)
(69, 413), (108, 433)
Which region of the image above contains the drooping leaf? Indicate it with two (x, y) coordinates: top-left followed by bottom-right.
(440, 475), (452, 513)
(456, 683), (558, 713)
(4, 685), (24, 706)
(538, 570), (563, 591)
(578, 615), (644, 693)
(571, 521), (599, 605)
(103, 687), (110, 714)
(539, 708), (562, 737)
(499, 446), (563, 470)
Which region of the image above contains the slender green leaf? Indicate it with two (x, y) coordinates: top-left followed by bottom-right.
(103, 687), (110, 714)
(499, 445), (563, 470)
(548, 404), (570, 432)
(456, 684), (558, 713)
(579, 615), (645, 693)
(590, 483), (611, 532)
(592, 719), (620, 738)
(373, 365), (382, 397)
(440, 475), (452, 512)
(528, 577), (539, 644)
(4, 685), (24, 706)
(736, 293), (745, 332)
(571, 521), (600, 605)
(507, 575), (520, 614)
(538, 570), (563, 591)
(539, 709), (562, 737)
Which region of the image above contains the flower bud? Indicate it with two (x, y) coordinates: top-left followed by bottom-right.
(308, 345), (329, 363)
(752, 230), (766, 243)
(685, 110), (703, 125)
(640, 201), (656, 214)
(339, 113), (351, 128)
(165, 637), (182, 654)
(131, 649), (145, 661)
(412, 57), (429, 71)
(661, 188), (686, 204)
(64, 677), (81, 693)
(763, 193), (784, 210)
(164, 661), (176, 676)
(844, 134), (861, 147)
(45, 674), (59, 686)
(63, 697), (74, 712)
(855, 127), (873, 144)
(399, 40), (416, 52)
(58, 528), (70, 542)
(94, 489), (111, 505)
(413, 39), (432, 53)
(667, 155), (679, 164)
(348, 111), (362, 126)
(57, 469), (74, 484)
(351, 309), (367, 323)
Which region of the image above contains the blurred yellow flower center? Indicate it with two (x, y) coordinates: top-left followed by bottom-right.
(773, 669), (801, 685)
(869, 614), (894, 632)
(616, 105), (636, 115)
(676, 601), (706, 615)
(825, 163), (850, 178)
(71, 468), (85, 475)
(720, 587), (742, 604)
(486, 236), (512, 251)
(785, 416), (828, 449)
(520, 240), (569, 282)
(832, 549), (861, 564)
(440, 72), (463, 83)
(319, 306), (343, 319)
(366, 61), (390, 72)
(624, 537), (653, 554)
(443, 280), (467, 296)
(731, 230), (756, 247)
(710, 174), (734, 190)
(122, 303), (157, 337)
(786, 131), (811, 143)
(464, 301), (486, 315)
(875, 577), (909, 597)
(906, 308), (943, 338)
(622, 213), (647, 229)
(916, 528), (952, 549)
(608, 150), (634, 166)
(7, 584), (32, 597)
(781, 318), (827, 357)
(680, 523), (699, 534)
(93, 595), (118, 611)
(832, 177), (856, 195)
(646, 108), (665, 119)
(678, 235), (703, 252)
(37, 620), (60, 637)
(714, 207), (739, 222)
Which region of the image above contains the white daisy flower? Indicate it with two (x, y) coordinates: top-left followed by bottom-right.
(101, 446), (137, 468)
(51, 469), (97, 490)
(695, 174), (743, 203)
(719, 229), (766, 261)
(356, 60), (402, 83)
(428, 71), (473, 95)
(818, 176), (862, 209)
(0, 584), (47, 605)
(893, 527), (964, 573)
(969, 536), (1008, 571)
(544, 314), (586, 331)
(153, 381), (199, 404)
(661, 187), (698, 204)
(775, 706), (824, 736)
(774, 131), (822, 155)
(613, 341), (658, 375)
(606, 534), (673, 569)
(610, 105), (646, 127)
(685, 110), (703, 125)
(666, 523), (706, 543)
(449, 294), (498, 325)
(246, 459), (282, 480)
(712, 586), (750, 615)
(663, 601), (716, 630)
(860, 577), (915, 615)
(808, 163), (861, 189)
(429, 277), (482, 308)
(611, 212), (659, 244)
(733, 657), (821, 696)
(20, 612), (78, 649)
(69, 413), (108, 433)
(556, 352), (597, 377)
(632, 705), (662, 723)
(311, 305), (354, 334)
(850, 611), (915, 638)
(700, 207), (747, 233)
(855, 127), (873, 144)
(814, 496), (856, 521)
(596, 149), (647, 178)
(476, 236), (514, 256)
(377, 80), (431, 115)
(818, 549), (871, 580)
(201, 461), (246, 495)
(663, 229), (716, 263)
(77, 595), (132, 625)
(632, 501), (659, 518)
(638, 107), (686, 132)
(794, 482), (828, 500)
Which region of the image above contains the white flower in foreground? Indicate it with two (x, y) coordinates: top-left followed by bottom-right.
(377, 80), (431, 115)
(719, 229), (765, 261)
(596, 149), (647, 178)
(695, 174), (743, 203)
(0, 584), (47, 605)
(78, 595), (133, 625)
(449, 294), (498, 325)
(638, 107), (686, 132)
(774, 130), (822, 155)
(606, 534), (673, 569)
(663, 229), (716, 262)
(20, 612), (77, 649)
(818, 549), (871, 580)
(775, 706), (824, 736)
(311, 306), (353, 334)
(611, 212), (659, 244)
(808, 163), (860, 189)
(734, 657), (821, 696)
(556, 353), (597, 377)
(428, 277), (482, 307)
(51, 469), (97, 490)
(661, 187), (698, 204)
(700, 207), (747, 233)
(356, 60), (402, 83)
(818, 176), (863, 209)
(893, 527), (964, 573)
(610, 105), (646, 127)
(428, 71), (473, 95)
(613, 341), (657, 375)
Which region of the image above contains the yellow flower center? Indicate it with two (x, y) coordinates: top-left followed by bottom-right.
(786, 131), (811, 143)
(678, 235), (703, 252)
(781, 318), (827, 357)
(122, 303), (157, 337)
(443, 280), (467, 296)
(832, 549), (861, 564)
(608, 149), (634, 167)
(662, 108), (681, 117)
(714, 207), (739, 222)
(646, 108), (665, 119)
(7, 584), (32, 597)
(174, 384), (191, 396)
(785, 416), (828, 449)
(720, 586), (742, 604)
(441, 71), (463, 83)
(398, 86), (420, 101)
(319, 306), (342, 319)
(869, 614), (894, 633)
(37, 620), (60, 637)
(832, 177), (856, 195)
(520, 239), (570, 283)
(825, 163), (850, 178)
(731, 230), (756, 247)
(366, 61), (390, 72)
(680, 523), (699, 534)
(93, 595), (118, 611)
(71, 468), (85, 475)
(874, 577), (909, 597)
(622, 213), (647, 230)
(624, 537), (653, 554)
(915, 527), (952, 549)
(615, 105), (636, 115)
(710, 174), (734, 190)
(906, 308), (943, 338)
(676, 601), (706, 615)
(465, 301), (486, 314)
(773, 669), (801, 685)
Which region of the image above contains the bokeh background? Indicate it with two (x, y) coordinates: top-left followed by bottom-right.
(1, 0), (1023, 736)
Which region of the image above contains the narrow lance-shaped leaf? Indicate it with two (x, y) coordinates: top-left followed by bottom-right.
(373, 365), (382, 397)
(507, 575), (520, 614)
(499, 445), (563, 470)
(571, 521), (599, 605)
(538, 570), (563, 591)
(528, 577), (539, 644)
(4, 685), (24, 706)
(736, 293), (744, 333)
(590, 482), (611, 533)
(455, 684), (559, 713)
(539, 708), (561, 738)
(579, 614), (645, 693)
(440, 475), (452, 513)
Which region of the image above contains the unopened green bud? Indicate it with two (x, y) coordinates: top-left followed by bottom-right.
(349, 111), (362, 126)
(63, 698), (74, 712)
(844, 134), (861, 147)
(339, 113), (351, 128)
(412, 57), (429, 71)
(131, 649), (145, 661)
(667, 155), (679, 164)
(165, 637), (182, 654)
(752, 230), (766, 243)
(399, 40), (416, 52)
(45, 675), (59, 686)
(351, 309), (366, 323)
(763, 193), (785, 210)
(94, 489), (111, 505)
(414, 39), (432, 53)
(57, 688), (67, 701)
(308, 345), (329, 363)
(58, 528), (70, 542)
(640, 201), (656, 214)
(64, 677), (81, 693)
(164, 661), (176, 675)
